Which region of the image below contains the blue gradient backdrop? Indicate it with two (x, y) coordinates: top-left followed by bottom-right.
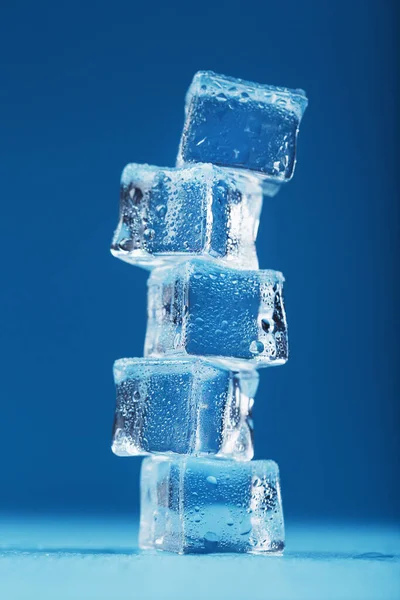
(1, 0), (398, 521)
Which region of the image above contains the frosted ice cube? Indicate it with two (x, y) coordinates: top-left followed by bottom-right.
(145, 260), (288, 368)
(177, 70), (308, 188)
(139, 456), (284, 554)
(111, 162), (262, 270)
(112, 357), (257, 460)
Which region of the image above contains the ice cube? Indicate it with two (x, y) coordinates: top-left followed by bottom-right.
(112, 357), (257, 460)
(177, 70), (308, 188)
(111, 162), (262, 270)
(139, 456), (284, 554)
(145, 259), (288, 368)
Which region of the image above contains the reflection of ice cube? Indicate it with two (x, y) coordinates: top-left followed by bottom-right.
(111, 162), (262, 270)
(112, 357), (257, 460)
(139, 456), (284, 554)
(145, 259), (288, 368)
(177, 70), (308, 188)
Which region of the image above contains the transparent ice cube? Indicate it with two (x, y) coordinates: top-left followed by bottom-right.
(177, 70), (308, 189)
(139, 456), (284, 554)
(111, 162), (262, 270)
(112, 357), (257, 460)
(145, 260), (288, 368)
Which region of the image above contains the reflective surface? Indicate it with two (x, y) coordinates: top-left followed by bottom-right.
(0, 516), (398, 600)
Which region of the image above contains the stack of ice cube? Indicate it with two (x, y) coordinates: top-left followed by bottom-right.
(111, 71), (308, 554)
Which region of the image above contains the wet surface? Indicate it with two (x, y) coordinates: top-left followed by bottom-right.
(0, 516), (399, 600)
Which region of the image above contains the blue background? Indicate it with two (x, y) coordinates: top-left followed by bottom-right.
(1, 0), (398, 523)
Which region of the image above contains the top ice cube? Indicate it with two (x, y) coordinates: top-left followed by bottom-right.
(177, 71), (308, 187)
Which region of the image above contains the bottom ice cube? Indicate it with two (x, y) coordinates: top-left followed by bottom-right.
(139, 456), (284, 554)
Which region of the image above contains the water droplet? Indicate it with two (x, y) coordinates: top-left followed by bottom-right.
(239, 524), (252, 536)
(250, 340), (264, 354)
(128, 187), (143, 204)
(261, 319), (271, 333)
(204, 531), (218, 543)
(156, 204), (167, 217)
(143, 228), (155, 240)
(249, 537), (257, 547)
(206, 475), (217, 486)
(118, 238), (133, 252)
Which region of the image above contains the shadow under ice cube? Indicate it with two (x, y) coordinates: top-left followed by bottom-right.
(139, 456), (284, 554)
(145, 259), (288, 368)
(177, 70), (308, 188)
(111, 162), (262, 270)
(112, 357), (257, 460)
